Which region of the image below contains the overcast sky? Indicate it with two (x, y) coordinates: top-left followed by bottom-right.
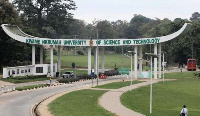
(72, 0), (200, 23)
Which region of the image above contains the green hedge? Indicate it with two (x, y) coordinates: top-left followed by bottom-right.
(77, 74), (97, 80)
(58, 74), (97, 83)
(193, 72), (200, 78)
(1, 75), (48, 83)
(7, 75), (47, 80)
(15, 84), (48, 91)
(57, 78), (79, 83)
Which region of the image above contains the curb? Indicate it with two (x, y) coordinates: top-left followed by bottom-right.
(0, 79), (94, 95)
(32, 78), (125, 116)
(31, 92), (58, 116)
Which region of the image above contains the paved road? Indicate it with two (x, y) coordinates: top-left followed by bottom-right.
(0, 75), (126, 116)
(0, 79), (58, 92)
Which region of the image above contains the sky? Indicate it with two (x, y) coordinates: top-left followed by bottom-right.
(72, 0), (200, 24)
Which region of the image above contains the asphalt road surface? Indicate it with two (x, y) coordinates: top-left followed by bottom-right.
(0, 75), (125, 116)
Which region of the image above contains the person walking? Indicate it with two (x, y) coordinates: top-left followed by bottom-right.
(180, 66), (182, 72)
(49, 75), (52, 84)
(180, 105), (188, 116)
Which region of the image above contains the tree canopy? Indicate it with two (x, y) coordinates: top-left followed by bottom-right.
(12, 0), (76, 38)
(1, 0), (200, 69)
(0, 0), (22, 68)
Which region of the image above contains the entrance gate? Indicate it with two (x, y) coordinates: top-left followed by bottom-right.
(1, 23), (192, 78)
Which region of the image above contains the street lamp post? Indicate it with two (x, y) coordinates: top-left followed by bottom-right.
(162, 52), (165, 83)
(73, 35), (78, 78)
(145, 53), (158, 114)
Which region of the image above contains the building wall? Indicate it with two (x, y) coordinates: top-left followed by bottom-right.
(3, 64), (57, 78)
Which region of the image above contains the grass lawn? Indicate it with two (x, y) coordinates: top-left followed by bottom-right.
(45, 53), (133, 69)
(121, 72), (200, 116)
(61, 68), (88, 75)
(49, 89), (115, 116)
(94, 80), (142, 89)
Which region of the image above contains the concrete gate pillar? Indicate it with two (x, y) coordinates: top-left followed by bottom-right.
(58, 46), (61, 76)
(158, 43), (162, 79)
(134, 46), (138, 78)
(40, 45), (43, 64)
(95, 47), (99, 75)
(139, 46), (143, 73)
(50, 45), (54, 77)
(32, 44), (35, 65)
(88, 47), (91, 75)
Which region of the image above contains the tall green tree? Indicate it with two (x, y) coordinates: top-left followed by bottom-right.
(111, 20), (129, 38)
(67, 19), (89, 39)
(125, 14), (151, 39)
(12, 0), (76, 38)
(96, 20), (114, 39)
(0, 0), (22, 68)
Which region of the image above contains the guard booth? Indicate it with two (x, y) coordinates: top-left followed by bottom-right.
(3, 64), (57, 78)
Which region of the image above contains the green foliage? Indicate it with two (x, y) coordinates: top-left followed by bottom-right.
(1, 75), (48, 83)
(71, 62), (75, 68)
(15, 84), (48, 91)
(0, 1), (46, 69)
(57, 78), (79, 83)
(46, 53), (132, 69)
(61, 68), (87, 75)
(49, 89), (115, 116)
(125, 14), (151, 39)
(94, 80), (142, 89)
(68, 19), (90, 39)
(193, 72), (200, 78)
(121, 73), (200, 116)
(2, 0), (200, 72)
(57, 74), (96, 83)
(0, 0), (22, 68)
(12, 0), (77, 38)
(0, 0), (20, 25)
(77, 74), (97, 79)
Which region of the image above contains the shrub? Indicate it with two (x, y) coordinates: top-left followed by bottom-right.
(57, 78), (80, 83)
(15, 84), (48, 91)
(72, 62), (76, 68)
(77, 51), (84, 55)
(193, 72), (200, 78)
(9, 75), (47, 80)
(77, 74), (97, 80)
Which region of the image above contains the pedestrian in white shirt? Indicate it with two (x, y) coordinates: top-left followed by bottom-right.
(180, 105), (188, 116)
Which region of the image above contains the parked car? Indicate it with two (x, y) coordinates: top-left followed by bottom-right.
(62, 71), (74, 78)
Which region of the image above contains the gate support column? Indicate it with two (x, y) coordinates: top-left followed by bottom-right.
(158, 44), (162, 79)
(134, 46), (138, 79)
(139, 46), (143, 73)
(88, 47), (91, 75)
(50, 45), (54, 77)
(40, 45), (43, 64)
(32, 44), (35, 65)
(58, 46), (61, 76)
